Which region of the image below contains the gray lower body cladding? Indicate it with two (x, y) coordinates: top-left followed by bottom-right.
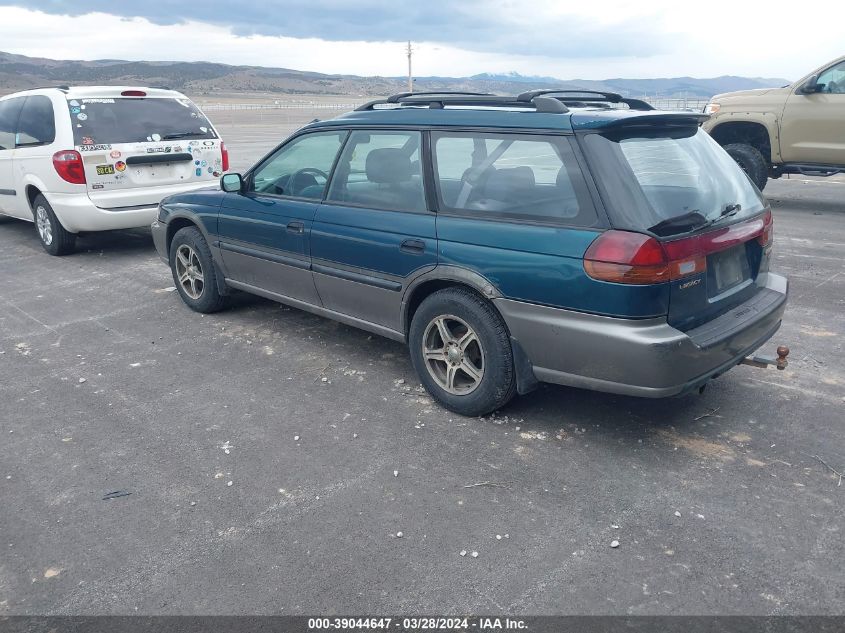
(495, 273), (788, 398)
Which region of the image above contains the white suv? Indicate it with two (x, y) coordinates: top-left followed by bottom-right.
(0, 86), (228, 255)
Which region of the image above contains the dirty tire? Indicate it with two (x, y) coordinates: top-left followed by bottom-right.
(169, 226), (228, 313)
(33, 194), (75, 256)
(409, 287), (516, 417)
(724, 143), (768, 191)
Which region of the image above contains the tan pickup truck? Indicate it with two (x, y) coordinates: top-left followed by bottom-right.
(702, 55), (845, 191)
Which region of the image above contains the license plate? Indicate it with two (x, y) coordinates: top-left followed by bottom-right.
(96, 165), (115, 176)
(711, 246), (749, 294)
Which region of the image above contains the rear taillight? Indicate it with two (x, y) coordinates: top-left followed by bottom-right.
(52, 150), (86, 185)
(583, 231), (671, 284)
(221, 142), (229, 172)
(757, 209), (773, 249)
(585, 211), (772, 285)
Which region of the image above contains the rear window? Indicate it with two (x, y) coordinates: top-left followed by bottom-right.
(431, 131), (597, 226)
(582, 128), (765, 236)
(67, 97), (217, 146)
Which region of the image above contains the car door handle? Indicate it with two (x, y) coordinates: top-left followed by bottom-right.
(400, 239), (426, 254)
(286, 221), (304, 234)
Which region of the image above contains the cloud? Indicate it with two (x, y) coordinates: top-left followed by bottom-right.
(0, 0), (676, 59)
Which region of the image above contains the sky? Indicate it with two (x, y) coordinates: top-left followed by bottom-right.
(0, 1), (843, 80)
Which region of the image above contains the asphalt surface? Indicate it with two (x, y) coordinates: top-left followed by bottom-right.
(0, 120), (843, 615)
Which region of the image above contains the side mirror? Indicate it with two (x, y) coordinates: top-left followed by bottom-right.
(799, 75), (822, 94)
(221, 173), (244, 193)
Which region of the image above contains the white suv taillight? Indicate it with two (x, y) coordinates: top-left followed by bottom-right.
(52, 150), (86, 185)
(221, 142), (229, 172)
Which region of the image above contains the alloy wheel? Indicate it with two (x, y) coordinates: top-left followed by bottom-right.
(421, 314), (484, 395)
(175, 244), (205, 300)
(35, 206), (52, 246)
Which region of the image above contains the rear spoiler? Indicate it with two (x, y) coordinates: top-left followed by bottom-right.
(605, 113), (710, 128)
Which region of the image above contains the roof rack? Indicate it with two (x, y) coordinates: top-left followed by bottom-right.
(355, 91), (569, 113)
(516, 89), (654, 111)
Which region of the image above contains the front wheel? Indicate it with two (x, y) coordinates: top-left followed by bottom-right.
(724, 143), (769, 191)
(33, 195), (75, 256)
(169, 226), (228, 313)
(409, 287), (516, 416)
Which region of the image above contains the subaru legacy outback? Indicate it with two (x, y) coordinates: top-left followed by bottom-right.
(151, 90), (788, 416)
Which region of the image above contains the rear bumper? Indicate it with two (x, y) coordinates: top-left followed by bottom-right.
(47, 182), (216, 233)
(495, 272), (788, 398)
(47, 193), (159, 233)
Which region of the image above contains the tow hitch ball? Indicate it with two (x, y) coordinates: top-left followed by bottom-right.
(741, 345), (790, 370)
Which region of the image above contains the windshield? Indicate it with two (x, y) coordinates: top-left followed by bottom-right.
(582, 128), (766, 236)
(67, 97), (217, 146)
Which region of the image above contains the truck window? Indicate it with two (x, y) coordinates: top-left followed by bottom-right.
(16, 96), (56, 147)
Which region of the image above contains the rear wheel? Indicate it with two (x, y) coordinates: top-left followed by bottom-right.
(409, 287), (516, 416)
(724, 143), (768, 191)
(33, 195), (75, 256)
(169, 226), (228, 313)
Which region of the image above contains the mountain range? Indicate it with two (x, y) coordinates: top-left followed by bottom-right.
(0, 51), (791, 99)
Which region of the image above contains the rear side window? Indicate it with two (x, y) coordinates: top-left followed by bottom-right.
(432, 132), (597, 226)
(0, 97), (25, 150)
(16, 96), (55, 146)
(327, 130), (427, 212)
(67, 97), (217, 146)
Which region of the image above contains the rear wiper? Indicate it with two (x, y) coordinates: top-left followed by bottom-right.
(648, 211), (708, 237)
(720, 203), (741, 218)
(161, 132), (201, 140)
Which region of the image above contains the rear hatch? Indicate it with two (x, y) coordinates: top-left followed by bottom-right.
(68, 95), (223, 209)
(580, 124), (772, 332)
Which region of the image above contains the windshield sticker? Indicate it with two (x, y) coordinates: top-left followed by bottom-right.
(69, 100), (79, 107)
(82, 98), (115, 104)
(81, 136), (94, 145)
(78, 144), (111, 152)
(77, 113), (88, 121)
(71, 107), (81, 114)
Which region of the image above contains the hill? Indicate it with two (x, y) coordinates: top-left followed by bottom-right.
(0, 51), (790, 99)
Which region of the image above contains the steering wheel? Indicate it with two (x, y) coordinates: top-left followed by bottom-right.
(287, 167), (330, 196)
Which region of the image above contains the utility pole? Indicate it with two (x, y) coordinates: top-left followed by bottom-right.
(407, 41), (413, 93)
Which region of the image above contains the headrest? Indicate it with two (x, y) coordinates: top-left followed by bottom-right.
(366, 148), (413, 184)
(482, 166), (535, 201)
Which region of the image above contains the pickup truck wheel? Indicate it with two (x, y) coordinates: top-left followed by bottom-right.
(409, 287), (516, 417)
(724, 143), (769, 191)
(169, 226), (228, 313)
(33, 195), (76, 256)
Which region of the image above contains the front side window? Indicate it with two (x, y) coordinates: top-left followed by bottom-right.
(582, 128), (766, 236)
(432, 132), (596, 225)
(817, 61), (845, 94)
(0, 97), (25, 151)
(327, 130), (427, 212)
(250, 131), (346, 199)
(16, 96), (55, 146)
(68, 97), (217, 146)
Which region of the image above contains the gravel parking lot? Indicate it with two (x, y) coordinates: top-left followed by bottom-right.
(0, 113), (843, 615)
